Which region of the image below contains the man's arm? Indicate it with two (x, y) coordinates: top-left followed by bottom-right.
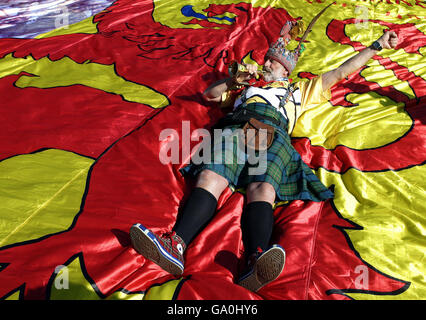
(322, 30), (399, 91)
(203, 78), (236, 103)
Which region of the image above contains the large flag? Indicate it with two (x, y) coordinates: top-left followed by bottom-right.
(0, 0), (425, 300)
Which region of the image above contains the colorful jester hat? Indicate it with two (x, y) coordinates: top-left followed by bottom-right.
(265, 20), (305, 75)
(265, 2), (333, 75)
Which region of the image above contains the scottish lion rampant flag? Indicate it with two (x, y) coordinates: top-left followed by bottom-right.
(0, 0), (425, 300)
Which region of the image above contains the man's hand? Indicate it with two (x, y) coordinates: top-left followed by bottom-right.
(377, 30), (398, 50)
(233, 63), (259, 84)
(202, 63), (259, 103)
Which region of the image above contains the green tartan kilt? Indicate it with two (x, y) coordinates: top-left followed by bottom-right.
(180, 103), (334, 202)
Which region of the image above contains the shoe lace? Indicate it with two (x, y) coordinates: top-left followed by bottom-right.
(162, 231), (179, 250)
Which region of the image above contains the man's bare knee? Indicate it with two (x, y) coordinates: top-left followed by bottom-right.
(195, 169), (229, 200)
(246, 182), (276, 205)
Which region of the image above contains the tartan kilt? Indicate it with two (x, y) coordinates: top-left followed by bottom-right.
(179, 102), (334, 202)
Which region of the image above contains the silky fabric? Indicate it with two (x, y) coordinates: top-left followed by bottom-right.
(0, 0), (424, 300)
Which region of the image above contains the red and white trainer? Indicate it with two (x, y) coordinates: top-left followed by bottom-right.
(130, 223), (186, 276)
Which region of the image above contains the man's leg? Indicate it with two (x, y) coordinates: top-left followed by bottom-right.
(238, 181), (285, 292)
(172, 169), (229, 245)
(241, 182), (276, 256)
(130, 169), (228, 276)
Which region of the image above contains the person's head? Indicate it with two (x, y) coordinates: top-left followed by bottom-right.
(262, 57), (289, 81)
(264, 43), (300, 81)
(263, 20), (303, 81)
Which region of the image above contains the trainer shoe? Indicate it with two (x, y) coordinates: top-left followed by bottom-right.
(129, 223), (186, 276)
(238, 244), (286, 292)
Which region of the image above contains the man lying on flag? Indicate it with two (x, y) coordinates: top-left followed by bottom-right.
(129, 9), (399, 293)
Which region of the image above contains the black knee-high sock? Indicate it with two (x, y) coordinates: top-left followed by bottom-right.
(173, 187), (218, 245)
(241, 201), (274, 257)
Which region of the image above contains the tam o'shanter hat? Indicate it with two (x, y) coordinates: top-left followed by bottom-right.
(265, 2), (334, 75)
